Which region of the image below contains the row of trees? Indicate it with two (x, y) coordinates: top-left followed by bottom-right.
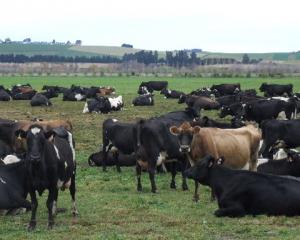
(0, 54), (121, 63)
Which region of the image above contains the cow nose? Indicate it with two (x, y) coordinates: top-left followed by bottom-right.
(180, 145), (190, 153)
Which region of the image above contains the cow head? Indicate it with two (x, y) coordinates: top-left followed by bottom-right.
(184, 155), (224, 183)
(170, 122), (200, 153)
(219, 105), (232, 118)
(138, 86), (150, 95)
(15, 125), (53, 163)
(178, 94), (187, 104)
(259, 83), (267, 92)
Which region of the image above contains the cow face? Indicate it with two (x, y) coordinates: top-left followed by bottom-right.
(185, 155), (224, 183)
(219, 106), (231, 118)
(170, 122), (200, 153)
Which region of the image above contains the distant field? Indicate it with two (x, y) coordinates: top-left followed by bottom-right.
(0, 76), (300, 239)
(1, 43), (300, 62)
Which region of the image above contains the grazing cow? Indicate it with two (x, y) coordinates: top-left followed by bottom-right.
(134, 109), (199, 193)
(132, 94), (154, 106)
(88, 150), (136, 168)
(185, 155), (300, 217)
(257, 149), (300, 177)
(102, 119), (137, 172)
(160, 88), (185, 99)
(0, 89), (11, 101)
(138, 81), (168, 94)
(30, 94), (52, 107)
(170, 122), (261, 201)
(211, 83), (240, 96)
(15, 125), (77, 230)
(259, 83), (293, 97)
(259, 119), (300, 158)
(0, 160), (31, 214)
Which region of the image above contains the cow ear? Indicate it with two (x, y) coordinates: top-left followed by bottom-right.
(45, 130), (55, 142)
(193, 126), (201, 134)
(217, 156), (225, 165)
(170, 126), (180, 135)
(15, 129), (27, 139)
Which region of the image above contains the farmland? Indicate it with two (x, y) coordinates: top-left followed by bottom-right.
(0, 76), (300, 239)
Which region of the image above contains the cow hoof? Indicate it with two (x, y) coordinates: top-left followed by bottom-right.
(214, 209), (223, 217)
(27, 221), (36, 231)
(151, 189), (157, 193)
(193, 195), (200, 202)
(137, 186), (142, 192)
(182, 184), (188, 191)
(47, 221), (54, 230)
(170, 182), (176, 189)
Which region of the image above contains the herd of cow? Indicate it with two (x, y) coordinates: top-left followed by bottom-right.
(1, 80), (300, 231)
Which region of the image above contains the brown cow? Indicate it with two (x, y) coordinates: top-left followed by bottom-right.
(97, 86), (116, 96)
(170, 122), (261, 202)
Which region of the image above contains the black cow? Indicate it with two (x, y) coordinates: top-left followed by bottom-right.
(219, 103), (244, 118)
(63, 89), (86, 101)
(0, 140), (13, 159)
(88, 150), (136, 168)
(0, 160), (31, 212)
(102, 119), (136, 172)
(211, 83), (240, 96)
(216, 95), (237, 107)
(0, 89), (11, 101)
(185, 155), (300, 217)
(30, 94), (52, 107)
(12, 92), (36, 100)
(260, 83), (293, 97)
(40, 89), (59, 99)
(160, 88), (185, 99)
(190, 87), (220, 98)
(258, 149), (300, 177)
(259, 119), (300, 158)
(194, 116), (245, 129)
(82, 87), (101, 98)
(83, 97), (111, 114)
(15, 125), (77, 230)
(132, 94), (154, 106)
(138, 81), (168, 94)
(134, 109), (198, 193)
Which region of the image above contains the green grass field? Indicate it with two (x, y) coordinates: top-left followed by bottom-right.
(0, 76), (300, 240)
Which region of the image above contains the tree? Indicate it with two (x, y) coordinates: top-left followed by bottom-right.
(242, 54), (250, 64)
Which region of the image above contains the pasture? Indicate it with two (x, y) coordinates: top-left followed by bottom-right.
(0, 76), (300, 239)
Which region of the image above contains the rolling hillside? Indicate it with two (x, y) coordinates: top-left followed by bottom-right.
(0, 43), (299, 61)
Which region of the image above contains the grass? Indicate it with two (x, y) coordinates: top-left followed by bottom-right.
(0, 76), (300, 239)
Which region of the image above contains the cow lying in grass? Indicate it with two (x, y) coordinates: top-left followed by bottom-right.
(185, 155), (300, 217)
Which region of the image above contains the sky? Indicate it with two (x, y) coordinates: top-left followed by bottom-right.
(1, 0), (300, 53)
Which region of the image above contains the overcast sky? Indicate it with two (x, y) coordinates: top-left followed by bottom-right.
(1, 0), (300, 52)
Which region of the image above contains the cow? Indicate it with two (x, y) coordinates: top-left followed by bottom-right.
(63, 90), (86, 101)
(194, 116), (245, 129)
(160, 88), (185, 99)
(88, 150), (136, 168)
(40, 89), (59, 99)
(0, 140), (13, 159)
(134, 109), (199, 193)
(132, 94), (154, 106)
(259, 119), (300, 158)
(15, 125), (77, 230)
(169, 122), (261, 201)
(102, 119), (136, 172)
(190, 87), (220, 98)
(12, 92), (36, 100)
(211, 83), (240, 96)
(219, 103), (244, 118)
(0, 159), (31, 215)
(98, 87), (116, 96)
(257, 149), (300, 177)
(259, 83), (293, 97)
(0, 89), (11, 101)
(138, 81), (168, 94)
(185, 154), (300, 217)
(83, 96), (123, 113)
(30, 94), (52, 107)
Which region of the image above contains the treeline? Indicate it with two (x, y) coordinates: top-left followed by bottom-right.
(0, 54), (121, 63)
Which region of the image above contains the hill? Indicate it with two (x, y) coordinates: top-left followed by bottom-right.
(0, 43), (299, 61)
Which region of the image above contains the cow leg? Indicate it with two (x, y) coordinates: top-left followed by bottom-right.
(170, 161), (176, 189)
(102, 143), (112, 172)
(113, 151), (121, 173)
(181, 158), (189, 191)
(46, 188), (57, 229)
(148, 166), (157, 193)
(193, 181), (200, 202)
(28, 191), (38, 231)
(214, 202), (246, 217)
(136, 164), (142, 192)
(70, 174), (79, 216)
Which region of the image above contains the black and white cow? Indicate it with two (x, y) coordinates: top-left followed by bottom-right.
(30, 94), (52, 107)
(185, 155), (300, 217)
(160, 88), (185, 99)
(15, 125), (77, 230)
(259, 119), (300, 158)
(102, 119), (136, 172)
(63, 89), (86, 101)
(134, 109), (198, 193)
(82, 96), (123, 113)
(132, 94), (154, 106)
(259, 83), (293, 97)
